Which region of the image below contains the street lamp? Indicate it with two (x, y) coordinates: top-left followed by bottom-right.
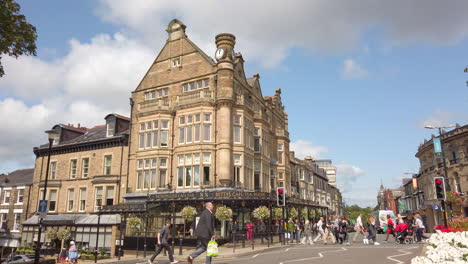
(424, 124), (454, 227)
(34, 129), (59, 264)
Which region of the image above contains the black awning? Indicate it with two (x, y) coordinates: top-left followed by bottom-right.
(100, 200), (152, 214)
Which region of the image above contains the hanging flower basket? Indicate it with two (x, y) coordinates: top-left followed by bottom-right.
(252, 206), (270, 220)
(215, 206), (233, 221)
(180, 206), (197, 221)
(301, 208), (308, 218)
(288, 208), (298, 218)
(273, 208), (283, 220)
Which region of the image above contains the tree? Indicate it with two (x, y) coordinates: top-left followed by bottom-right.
(0, 0), (37, 77)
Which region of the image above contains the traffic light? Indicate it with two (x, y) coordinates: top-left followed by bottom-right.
(277, 187), (285, 206)
(434, 177), (446, 200)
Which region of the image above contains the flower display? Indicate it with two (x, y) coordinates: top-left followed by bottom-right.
(272, 208), (283, 220)
(446, 191), (463, 206)
(252, 206), (270, 220)
(215, 205), (232, 221)
(180, 206), (197, 221)
(288, 207), (298, 218)
(411, 232), (468, 263)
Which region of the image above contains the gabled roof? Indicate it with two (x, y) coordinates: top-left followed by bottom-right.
(0, 168), (34, 186)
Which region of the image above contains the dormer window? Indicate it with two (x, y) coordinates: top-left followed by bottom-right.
(106, 122), (115, 137)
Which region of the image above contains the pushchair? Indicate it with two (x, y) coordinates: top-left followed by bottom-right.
(394, 223), (414, 244)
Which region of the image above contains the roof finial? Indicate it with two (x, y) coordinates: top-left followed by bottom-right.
(166, 19), (187, 41)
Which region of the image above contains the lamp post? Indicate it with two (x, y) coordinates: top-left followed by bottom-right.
(424, 125), (454, 227)
(34, 130), (59, 264)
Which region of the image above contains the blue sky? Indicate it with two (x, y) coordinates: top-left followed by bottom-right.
(1, 0), (468, 207)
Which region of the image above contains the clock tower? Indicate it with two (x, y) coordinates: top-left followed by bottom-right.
(215, 33), (236, 187)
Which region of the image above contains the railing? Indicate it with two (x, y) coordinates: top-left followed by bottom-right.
(139, 97), (170, 110)
(177, 88), (213, 106)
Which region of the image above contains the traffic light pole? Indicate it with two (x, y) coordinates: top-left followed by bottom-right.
(438, 127), (449, 227)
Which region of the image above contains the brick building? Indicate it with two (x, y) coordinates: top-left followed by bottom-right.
(0, 169), (34, 256)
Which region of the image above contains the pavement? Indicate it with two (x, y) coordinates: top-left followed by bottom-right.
(79, 234), (426, 264)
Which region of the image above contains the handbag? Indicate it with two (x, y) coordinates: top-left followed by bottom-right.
(207, 240), (219, 257)
(383, 226), (388, 233)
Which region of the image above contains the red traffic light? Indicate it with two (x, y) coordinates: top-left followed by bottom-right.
(278, 189), (283, 194)
(435, 179), (442, 185)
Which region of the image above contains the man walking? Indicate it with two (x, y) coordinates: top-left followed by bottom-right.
(352, 213), (365, 243)
(313, 217), (325, 242)
(187, 202), (215, 264)
(147, 218), (179, 264)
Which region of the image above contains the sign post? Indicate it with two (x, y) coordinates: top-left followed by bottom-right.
(38, 200), (48, 219)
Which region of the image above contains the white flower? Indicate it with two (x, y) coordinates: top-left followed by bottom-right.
(412, 232), (468, 263)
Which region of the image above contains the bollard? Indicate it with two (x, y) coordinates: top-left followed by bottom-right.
(233, 230), (237, 253)
(267, 231), (270, 248)
(242, 234), (246, 248)
(179, 235), (183, 255)
(252, 231), (255, 250)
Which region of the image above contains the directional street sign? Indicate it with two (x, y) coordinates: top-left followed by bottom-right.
(433, 204), (440, 211)
(38, 200), (48, 219)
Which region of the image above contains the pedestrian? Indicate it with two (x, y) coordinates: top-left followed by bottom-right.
(148, 218), (179, 264)
(258, 220), (268, 243)
(352, 213), (365, 243)
(414, 213), (429, 243)
(246, 220), (254, 244)
(338, 217), (350, 245)
(323, 217), (336, 245)
(59, 247), (67, 264)
(333, 216), (340, 242)
(383, 214), (396, 243)
(295, 219), (302, 243)
(287, 218), (295, 243)
(313, 217), (325, 242)
(67, 241), (78, 264)
(397, 214), (404, 224)
(187, 202), (215, 264)
(301, 220), (314, 244)
(364, 215), (379, 245)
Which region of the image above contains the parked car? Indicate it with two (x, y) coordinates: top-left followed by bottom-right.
(2, 254), (54, 264)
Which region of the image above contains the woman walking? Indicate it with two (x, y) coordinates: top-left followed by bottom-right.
(323, 217), (336, 245)
(364, 215), (379, 245)
(383, 214), (396, 243)
(68, 241), (78, 264)
(287, 218), (295, 243)
(246, 221), (254, 244)
(352, 213), (365, 243)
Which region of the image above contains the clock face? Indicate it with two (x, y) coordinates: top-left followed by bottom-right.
(215, 48), (225, 60)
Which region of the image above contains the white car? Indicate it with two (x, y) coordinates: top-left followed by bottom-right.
(372, 210), (396, 233)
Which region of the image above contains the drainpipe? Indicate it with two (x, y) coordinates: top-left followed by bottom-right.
(125, 98), (134, 197)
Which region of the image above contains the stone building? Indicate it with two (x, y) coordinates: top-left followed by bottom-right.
(415, 123), (468, 229)
(24, 19), (343, 255)
(315, 159), (337, 186)
(120, 19), (334, 222)
(22, 114), (129, 255)
(0, 169), (33, 256)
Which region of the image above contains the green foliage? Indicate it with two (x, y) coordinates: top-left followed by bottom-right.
(301, 207), (308, 218)
(46, 228), (58, 240)
(215, 206), (233, 221)
(344, 204), (373, 221)
(0, 0), (37, 77)
(127, 217), (142, 235)
(180, 206), (197, 221)
(57, 227), (71, 240)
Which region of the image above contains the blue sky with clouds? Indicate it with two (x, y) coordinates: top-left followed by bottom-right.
(1, 0), (468, 207)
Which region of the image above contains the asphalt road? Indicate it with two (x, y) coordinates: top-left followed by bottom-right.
(214, 244), (423, 264)
(129, 235), (424, 264)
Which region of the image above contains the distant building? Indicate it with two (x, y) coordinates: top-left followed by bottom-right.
(0, 169), (34, 257)
(315, 159), (337, 186)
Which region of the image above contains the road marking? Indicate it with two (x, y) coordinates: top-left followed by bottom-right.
(386, 246), (419, 264)
(252, 254), (259, 258)
(279, 247), (347, 264)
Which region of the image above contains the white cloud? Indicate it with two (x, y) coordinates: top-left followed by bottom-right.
(0, 32), (155, 173)
(96, 0), (468, 68)
(290, 140), (328, 159)
(420, 109), (468, 129)
(341, 59), (369, 80)
(335, 163), (365, 194)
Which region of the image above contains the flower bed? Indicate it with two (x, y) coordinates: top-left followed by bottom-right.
(412, 232), (468, 263)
